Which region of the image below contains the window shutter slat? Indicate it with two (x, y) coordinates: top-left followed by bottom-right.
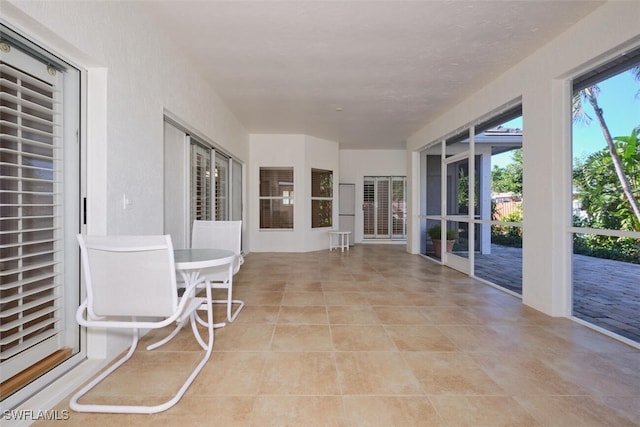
(0, 300), (59, 330)
(190, 142), (212, 222)
(0, 105), (56, 128)
(0, 59), (63, 376)
(0, 327), (60, 360)
(0, 271), (57, 292)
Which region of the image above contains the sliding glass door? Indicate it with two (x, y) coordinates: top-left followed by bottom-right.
(363, 176), (406, 240)
(421, 106), (523, 290)
(1, 25), (83, 410)
(164, 119), (243, 248)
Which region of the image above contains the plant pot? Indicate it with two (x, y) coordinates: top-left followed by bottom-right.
(432, 239), (456, 258)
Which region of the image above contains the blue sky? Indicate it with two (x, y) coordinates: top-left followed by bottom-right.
(572, 69), (640, 161)
(492, 67), (639, 168)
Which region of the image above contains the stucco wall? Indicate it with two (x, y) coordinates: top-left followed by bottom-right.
(4, 0), (250, 238)
(339, 149), (408, 243)
(249, 134), (340, 252)
(3, 0), (250, 365)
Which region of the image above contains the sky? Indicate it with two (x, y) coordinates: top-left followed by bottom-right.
(491, 67), (639, 168)
(572, 69), (639, 161)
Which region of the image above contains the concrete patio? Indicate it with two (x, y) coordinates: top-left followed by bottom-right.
(472, 244), (640, 344)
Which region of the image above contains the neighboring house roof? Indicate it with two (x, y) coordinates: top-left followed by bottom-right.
(474, 126), (523, 156)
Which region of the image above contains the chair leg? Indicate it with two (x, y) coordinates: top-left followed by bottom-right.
(194, 307), (226, 329)
(70, 295), (215, 414)
(212, 292), (245, 322)
(146, 317), (189, 351)
(212, 281), (244, 322)
(191, 285), (215, 351)
(69, 329), (140, 413)
(199, 279), (245, 323)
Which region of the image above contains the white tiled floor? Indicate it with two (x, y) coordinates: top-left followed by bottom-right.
(37, 244), (640, 426)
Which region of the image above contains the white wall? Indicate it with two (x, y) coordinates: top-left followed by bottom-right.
(306, 135), (342, 249)
(407, 1), (640, 316)
(339, 150), (407, 243)
(3, 0), (250, 370)
(249, 134), (340, 252)
(5, 0), (250, 236)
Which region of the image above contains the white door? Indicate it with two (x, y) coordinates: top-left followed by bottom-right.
(363, 177), (406, 240)
(0, 27), (84, 409)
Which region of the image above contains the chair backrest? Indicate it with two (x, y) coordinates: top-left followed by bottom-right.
(78, 234), (178, 318)
(191, 220), (242, 254)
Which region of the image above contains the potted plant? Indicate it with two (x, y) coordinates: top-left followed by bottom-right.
(428, 224), (457, 258)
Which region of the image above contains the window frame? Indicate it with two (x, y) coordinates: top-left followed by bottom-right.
(164, 118), (244, 249)
(259, 167), (294, 230)
(311, 168), (333, 229)
(568, 47), (640, 342)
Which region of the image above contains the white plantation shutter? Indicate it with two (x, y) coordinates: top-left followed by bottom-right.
(190, 141), (212, 223)
(0, 56), (64, 381)
(391, 177), (406, 238)
(363, 179), (375, 236)
(376, 178), (390, 237)
(214, 151), (228, 220)
(231, 159), (242, 222)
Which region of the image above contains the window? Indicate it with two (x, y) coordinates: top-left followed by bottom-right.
(191, 143), (233, 222)
(0, 26), (82, 408)
(214, 151), (228, 220)
(419, 103), (522, 289)
(363, 176), (406, 239)
(189, 137), (239, 224)
(190, 142), (211, 222)
(164, 119), (243, 247)
(311, 168), (332, 228)
(260, 167), (293, 229)
(570, 48), (640, 342)
(475, 113), (523, 294)
(231, 159), (242, 221)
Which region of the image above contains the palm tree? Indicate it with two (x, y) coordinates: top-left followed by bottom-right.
(573, 66), (640, 228)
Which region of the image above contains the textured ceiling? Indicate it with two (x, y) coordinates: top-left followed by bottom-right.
(148, 1), (604, 149)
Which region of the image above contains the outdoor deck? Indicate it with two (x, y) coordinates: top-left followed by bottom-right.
(468, 244), (640, 344)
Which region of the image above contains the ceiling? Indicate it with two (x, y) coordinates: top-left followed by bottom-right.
(148, 1), (604, 149)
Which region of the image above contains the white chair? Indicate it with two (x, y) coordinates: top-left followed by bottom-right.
(191, 220), (245, 322)
(70, 234), (214, 414)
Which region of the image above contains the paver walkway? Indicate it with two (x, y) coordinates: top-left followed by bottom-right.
(472, 245), (640, 343)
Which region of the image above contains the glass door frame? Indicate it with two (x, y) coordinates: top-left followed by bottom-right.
(424, 128), (476, 275)
(363, 176), (391, 239)
(363, 176), (407, 240)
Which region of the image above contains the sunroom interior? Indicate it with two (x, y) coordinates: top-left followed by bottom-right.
(1, 0), (639, 423)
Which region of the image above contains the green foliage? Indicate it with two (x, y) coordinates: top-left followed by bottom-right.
(491, 224), (523, 247)
(572, 218), (639, 263)
(502, 209), (523, 223)
(573, 127), (640, 233)
(572, 127), (640, 263)
(490, 203), (523, 247)
(428, 224), (457, 240)
(571, 69), (640, 262)
(491, 149), (523, 194)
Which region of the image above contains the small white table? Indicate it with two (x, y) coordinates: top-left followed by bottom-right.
(174, 248), (236, 328)
(174, 248), (236, 282)
(329, 231), (351, 252)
